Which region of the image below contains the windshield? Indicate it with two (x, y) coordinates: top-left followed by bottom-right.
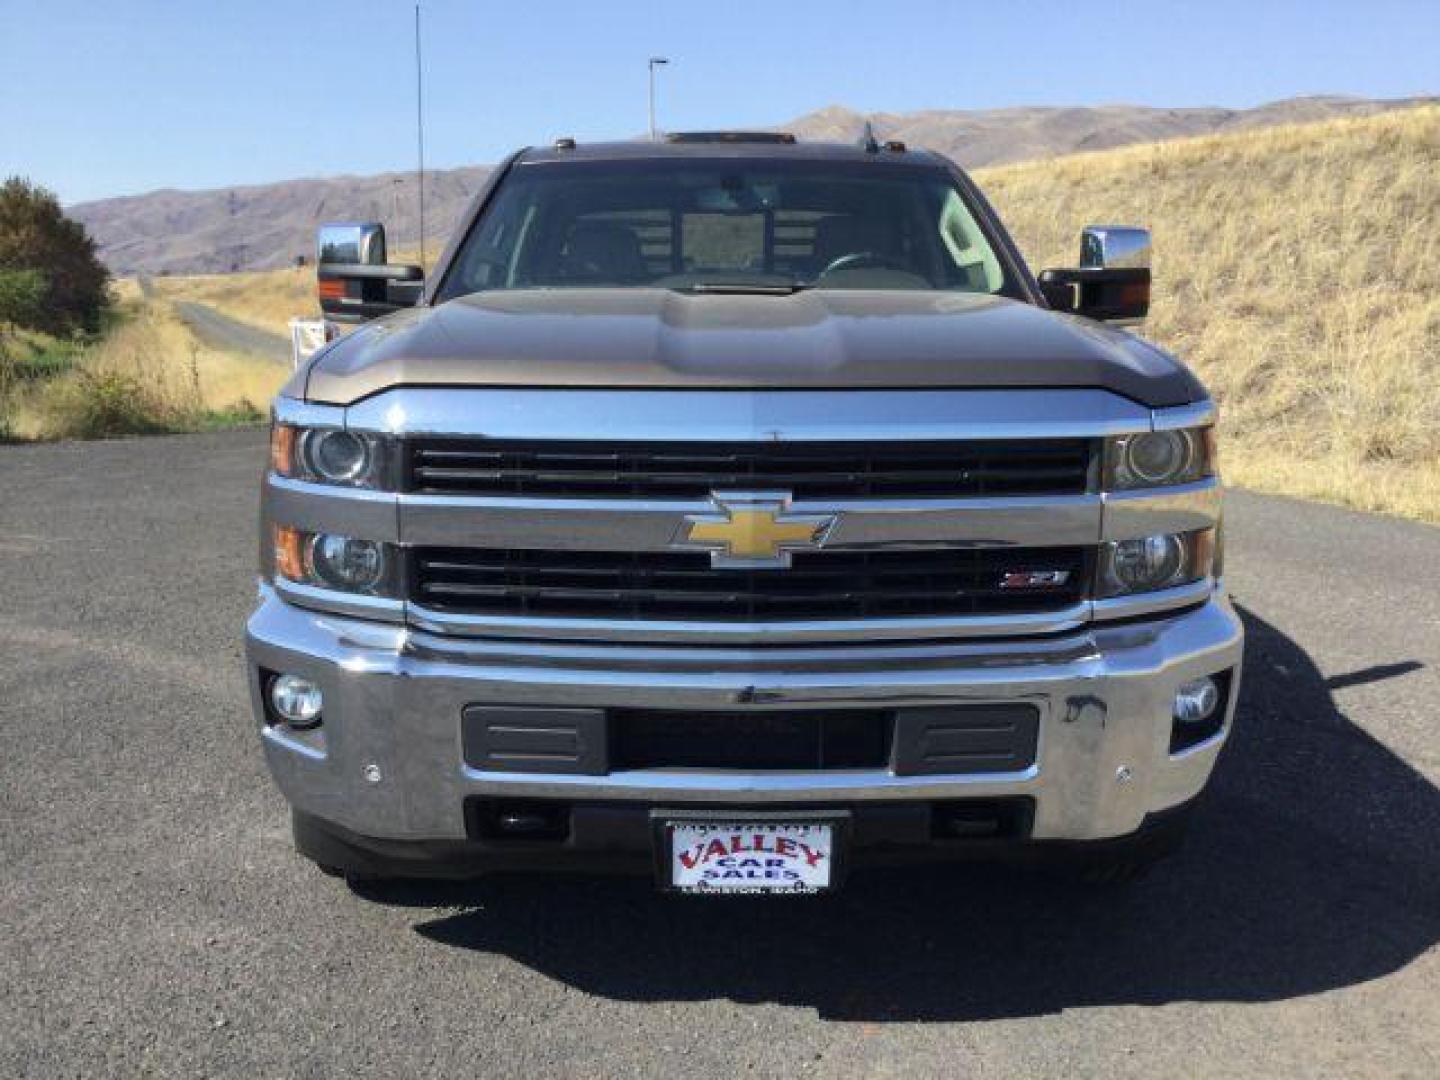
(436, 159), (1018, 300)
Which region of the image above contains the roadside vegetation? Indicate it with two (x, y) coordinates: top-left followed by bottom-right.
(979, 104), (1440, 522)
(1, 177), (286, 441)
(1, 292), (286, 440)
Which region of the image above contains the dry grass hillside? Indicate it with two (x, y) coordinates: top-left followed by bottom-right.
(152, 265), (316, 334)
(978, 106), (1440, 521)
(71, 95), (1432, 276)
(144, 108), (1439, 521)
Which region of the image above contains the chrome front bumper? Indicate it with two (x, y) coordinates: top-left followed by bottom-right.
(246, 584), (1243, 844)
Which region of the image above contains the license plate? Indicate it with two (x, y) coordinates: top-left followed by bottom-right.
(664, 820), (836, 894)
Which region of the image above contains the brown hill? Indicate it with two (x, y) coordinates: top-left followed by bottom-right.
(73, 167), (490, 277)
(69, 95), (1434, 275)
(788, 94), (1433, 165)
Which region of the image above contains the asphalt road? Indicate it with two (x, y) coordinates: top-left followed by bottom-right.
(173, 301), (291, 365)
(1, 429), (1437, 1078)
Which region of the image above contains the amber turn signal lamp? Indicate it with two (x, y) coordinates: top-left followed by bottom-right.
(273, 525), (307, 582)
(270, 424), (296, 476)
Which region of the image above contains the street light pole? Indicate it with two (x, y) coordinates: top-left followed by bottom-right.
(648, 57), (669, 141)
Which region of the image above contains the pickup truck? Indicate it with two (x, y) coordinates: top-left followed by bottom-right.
(247, 131), (1242, 893)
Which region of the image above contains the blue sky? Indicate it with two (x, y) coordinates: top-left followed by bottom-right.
(3, 0), (1436, 205)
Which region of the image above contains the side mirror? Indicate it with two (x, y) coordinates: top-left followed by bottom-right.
(1038, 226), (1151, 324)
(315, 222), (423, 323)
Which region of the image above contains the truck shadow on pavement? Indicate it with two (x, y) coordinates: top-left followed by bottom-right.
(392, 606), (1440, 1021)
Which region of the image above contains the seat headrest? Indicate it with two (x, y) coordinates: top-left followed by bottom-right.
(562, 222), (648, 282)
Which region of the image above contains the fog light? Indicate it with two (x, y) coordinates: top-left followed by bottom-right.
(269, 674), (323, 728)
(1174, 676), (1220, 723)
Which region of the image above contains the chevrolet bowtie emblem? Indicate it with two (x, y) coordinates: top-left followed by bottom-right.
(676, 493), (838, 568)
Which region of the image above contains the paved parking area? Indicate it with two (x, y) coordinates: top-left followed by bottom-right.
(2, 430), (1436, 1077)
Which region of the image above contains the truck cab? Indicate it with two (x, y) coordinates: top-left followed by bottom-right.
(248, 132), (1241, 893)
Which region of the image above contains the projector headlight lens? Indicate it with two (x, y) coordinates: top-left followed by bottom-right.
(269, 423), (388, 488)
(304, 429), (370, 483)
(1106, 426), (1213, 489)
(1127, 430), (1193, 483)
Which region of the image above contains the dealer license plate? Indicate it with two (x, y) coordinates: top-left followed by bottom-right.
(665, 821), (835, 894)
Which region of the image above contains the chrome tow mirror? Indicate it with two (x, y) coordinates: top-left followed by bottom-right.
(1038, 225), (1151, 324)
(315, 222), (423, 323)
(1080, 226), (1151, 271)
(317, 222), (389, 267)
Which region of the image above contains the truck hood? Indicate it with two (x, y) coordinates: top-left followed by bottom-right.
(300, 288), (1204, 408)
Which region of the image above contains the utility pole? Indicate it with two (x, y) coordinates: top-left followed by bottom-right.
(415, 3), (426, 267)
(648, 57), (669, 141)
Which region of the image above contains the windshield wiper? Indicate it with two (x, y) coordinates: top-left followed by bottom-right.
(679, 282), (812, 296)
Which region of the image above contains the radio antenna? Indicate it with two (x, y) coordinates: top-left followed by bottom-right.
(415, 3), (426, 268)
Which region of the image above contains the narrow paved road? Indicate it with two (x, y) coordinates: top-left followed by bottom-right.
(174, 300), (291, 364)
(1, 430), (1436, 1078)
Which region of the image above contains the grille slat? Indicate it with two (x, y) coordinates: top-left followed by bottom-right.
(412, 547), (1088, 621)
(408, 438), (1093, 500)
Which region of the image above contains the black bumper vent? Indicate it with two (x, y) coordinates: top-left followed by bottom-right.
(407, 438), (1094, 500)
(412, 546), (1088, 622)
(459, 704), (1040, 776)
(613, 709), (891, 771)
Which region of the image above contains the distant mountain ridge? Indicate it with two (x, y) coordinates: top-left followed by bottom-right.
(69, 95), (1434, 276)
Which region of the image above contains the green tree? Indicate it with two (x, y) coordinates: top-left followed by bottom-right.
(0, 177), (109, 335)
(0, 268), (47, 331)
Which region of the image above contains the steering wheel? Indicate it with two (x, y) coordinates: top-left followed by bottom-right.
(818, 251), (911, 277)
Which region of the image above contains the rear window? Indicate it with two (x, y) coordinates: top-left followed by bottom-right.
(437, 158), (1018, 300)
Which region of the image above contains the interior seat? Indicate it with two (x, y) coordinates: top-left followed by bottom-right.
(558, 221), (649, 283)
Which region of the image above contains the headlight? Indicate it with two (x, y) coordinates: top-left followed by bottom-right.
(273, 526), (397, 597)
(308, 533), (387, 592)
(1112, 533), (1183, 590)
(304, 429), (370, 483)
(1098, 528), (1215, 597)
(1105, 427), (1214, 489)
(270, 424), (389, 488)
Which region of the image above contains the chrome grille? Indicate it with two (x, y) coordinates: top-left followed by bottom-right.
(410, 547), (1089, 621)
(406, 438), (1094, 500)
